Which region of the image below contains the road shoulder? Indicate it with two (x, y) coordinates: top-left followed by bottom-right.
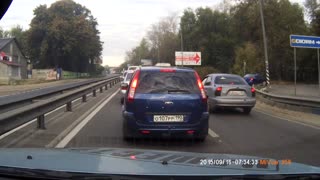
(254, 101), (320, 129)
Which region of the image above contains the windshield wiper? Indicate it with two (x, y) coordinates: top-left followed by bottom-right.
(167, 89), (191, 94)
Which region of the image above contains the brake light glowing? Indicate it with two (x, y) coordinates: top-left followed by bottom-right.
(251, 87), (255, 93)
(141, 130), (150, 134)
(215, 87), (222, 96)
(251, 87), (256, 97)
(194, 72), (206, 102)
(187, 130), (195, 134)
(160, 68), (176, 72)
(250, 78), (254, 81)
(128, 70), (140, 102)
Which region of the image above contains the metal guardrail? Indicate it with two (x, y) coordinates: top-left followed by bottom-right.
(0, 75), (120, 111)
(0, 76), (120, 135)
(256, 89), (320, 109)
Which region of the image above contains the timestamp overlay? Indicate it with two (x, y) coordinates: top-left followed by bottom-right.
(199, 158), (292, 167)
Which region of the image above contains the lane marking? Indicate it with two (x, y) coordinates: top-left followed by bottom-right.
(0, 119), (37, 140)
(55, 89), (120, 148)
(254, 109), (320, 130)
(46, 90), (117, 148)
(208, 128), (219, 138)
(0, 92), (95, 141)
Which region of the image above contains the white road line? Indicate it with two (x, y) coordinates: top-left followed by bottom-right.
(208, 128), (219, 138)
(0, 119), (37, 140)
(0, 93), (95, 140)
(55, 89), (120, 148)
(254, 109), (320, 130)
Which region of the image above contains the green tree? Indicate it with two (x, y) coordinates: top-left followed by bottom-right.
(180, 8), (236, 72)
(26, 0), (102, 73)
(232, 42), (263, 76)
(231, 0), (307, 80)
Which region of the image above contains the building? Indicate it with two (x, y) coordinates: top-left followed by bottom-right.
(0, 38), (27, 84)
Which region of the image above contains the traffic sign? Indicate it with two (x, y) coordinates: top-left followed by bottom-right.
(290, 35), (320, 49)
(290, 34), (320, 96)
(175, 51), (201, 65)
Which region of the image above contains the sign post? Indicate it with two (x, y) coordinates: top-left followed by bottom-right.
(318, 49), (320, 96)
(294, 47), (297, 96)
(290, 34), (320, 96)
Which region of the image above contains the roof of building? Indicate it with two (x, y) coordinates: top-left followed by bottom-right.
(0, 38), (26, 66)
(0, 38), (13, 50)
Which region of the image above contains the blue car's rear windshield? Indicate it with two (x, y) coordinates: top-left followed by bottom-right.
(136, 71), (200, 94)
(215, 76), (246, 85)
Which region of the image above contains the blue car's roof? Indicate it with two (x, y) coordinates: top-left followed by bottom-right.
(139, 66), (195, 72)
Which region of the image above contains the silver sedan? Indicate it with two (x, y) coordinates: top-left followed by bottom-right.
(202, 73), (256, 114)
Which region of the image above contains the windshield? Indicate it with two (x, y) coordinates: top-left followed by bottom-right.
(0, 0), (319, 177)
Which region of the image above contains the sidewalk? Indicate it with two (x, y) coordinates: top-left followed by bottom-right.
(264, 83), (320, 98)
(0, 79), (89, 96)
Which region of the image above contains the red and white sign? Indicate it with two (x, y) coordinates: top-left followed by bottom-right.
(175, 51), (201, 65)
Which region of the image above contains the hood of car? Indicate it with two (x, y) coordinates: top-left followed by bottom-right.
(0, 148), (319, 176)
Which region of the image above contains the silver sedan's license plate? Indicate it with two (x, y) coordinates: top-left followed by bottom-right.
(228, 91), (245, 96)
(154, 115), (184, 122)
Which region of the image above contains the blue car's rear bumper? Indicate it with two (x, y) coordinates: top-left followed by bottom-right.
(122, 111), (209, 138)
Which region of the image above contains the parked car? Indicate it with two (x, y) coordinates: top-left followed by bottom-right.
(120, 70), (135, 104)
(203, 73), (256, 114)
(122, 67), (209, 141)
(244, 73), (266, 86)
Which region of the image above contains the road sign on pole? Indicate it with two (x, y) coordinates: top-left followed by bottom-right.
(175, 51), (201, 66)
(290, 34), (320, 96)
(290, 35), (320, 48)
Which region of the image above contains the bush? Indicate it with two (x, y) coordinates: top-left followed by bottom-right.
(193, 66), (220, 79)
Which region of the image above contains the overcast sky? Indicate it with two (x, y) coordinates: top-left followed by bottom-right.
(0, 0), (304, 67)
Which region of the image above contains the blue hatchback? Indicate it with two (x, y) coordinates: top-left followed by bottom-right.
(122, 67), (209, 141)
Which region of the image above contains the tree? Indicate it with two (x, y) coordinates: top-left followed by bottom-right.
(125, 38), (151, 65)
(231, 0), (307, 80)
(232, 42), (263, 76)
(180, 7), (236, 72)
(147, 14), (179, 65)
(26, 0), (102, 73)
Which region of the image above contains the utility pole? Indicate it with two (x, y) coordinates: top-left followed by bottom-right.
(259, 0), (271, 88)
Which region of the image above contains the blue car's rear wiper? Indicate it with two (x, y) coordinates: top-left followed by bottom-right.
(167, 89), (191, 93)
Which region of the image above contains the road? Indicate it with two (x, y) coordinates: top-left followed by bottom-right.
(267, 84), (320, 98)
(65, 89), (320, 167)
(0, 83), (319, 167)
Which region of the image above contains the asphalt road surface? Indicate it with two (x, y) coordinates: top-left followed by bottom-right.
(63, 89), (320, 167)
(1, 83), (319, 167)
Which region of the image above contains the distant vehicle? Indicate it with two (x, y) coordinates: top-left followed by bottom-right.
(120, 70), (127, 81)
(244, 73), (266, 86)
(203, 73), (256, 114)
(127, 66), (139, 71)
(155, 63), (171, 67)
(122, 67), (209, 141)
(120, 70), (135, 104)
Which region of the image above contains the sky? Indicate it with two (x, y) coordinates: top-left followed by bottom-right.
(0, 0), (304, 67)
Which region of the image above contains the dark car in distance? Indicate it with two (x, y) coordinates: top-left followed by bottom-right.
(122, 67), (209, 141)
(244, 73), (266, 86)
